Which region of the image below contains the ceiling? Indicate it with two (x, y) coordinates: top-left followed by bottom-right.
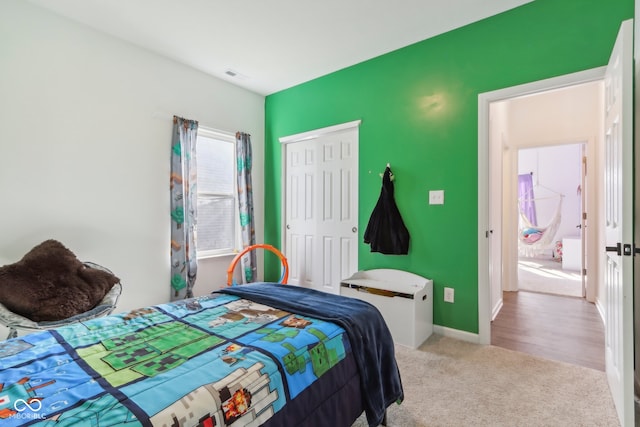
(27, 0), (532, 95)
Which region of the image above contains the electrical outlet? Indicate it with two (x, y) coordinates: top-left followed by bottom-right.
(429, 190), (445, 205)
(444, 287), (454, 303)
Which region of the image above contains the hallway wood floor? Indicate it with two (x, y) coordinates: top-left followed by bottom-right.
(491, 291), (605, 371)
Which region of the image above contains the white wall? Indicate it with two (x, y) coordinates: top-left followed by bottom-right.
(0, 0), (264, 337)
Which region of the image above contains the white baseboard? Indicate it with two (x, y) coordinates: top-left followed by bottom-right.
(595, 297), (605, 325)
(433, 325), (480, 344)
(491, 298), (503, 321)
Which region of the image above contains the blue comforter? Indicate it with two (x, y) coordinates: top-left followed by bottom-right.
(219, 283), (404, 427)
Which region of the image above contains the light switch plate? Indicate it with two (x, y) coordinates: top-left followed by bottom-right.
(429, 190), (445, 205)
(444, 287), (454, 303)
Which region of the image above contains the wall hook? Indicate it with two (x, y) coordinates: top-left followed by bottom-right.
(380, 163), (395, 181)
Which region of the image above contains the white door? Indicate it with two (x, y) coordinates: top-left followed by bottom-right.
(281, 122), (359, 294)
(603, 19), (633, 427)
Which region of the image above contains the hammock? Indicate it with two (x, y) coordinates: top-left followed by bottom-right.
(518, 195), (563, 257)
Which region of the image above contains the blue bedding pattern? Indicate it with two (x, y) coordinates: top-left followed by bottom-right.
(220, 283), (404, 427)
(0, 292), (354, 426)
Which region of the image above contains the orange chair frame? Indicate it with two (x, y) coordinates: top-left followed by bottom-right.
(226, 243), (289, 286)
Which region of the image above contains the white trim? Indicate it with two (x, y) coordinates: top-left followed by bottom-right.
(491, 298), (503, 322)
(279, 120), (362, 144)
(477, 67), (606, 345)
(432, 326), (480, 344)
(280, 145), (286, 259)
(596, 297), (606, 326)
(198, 127), (235, 141)
(478, 67), (606, 104)
(197, 251), (236, 260)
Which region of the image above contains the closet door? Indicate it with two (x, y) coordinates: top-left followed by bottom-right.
(281, 122), (359, 294)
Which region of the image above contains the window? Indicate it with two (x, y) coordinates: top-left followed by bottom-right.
(196, 127), (239, 258)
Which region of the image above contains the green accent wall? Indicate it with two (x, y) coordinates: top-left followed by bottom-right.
(264, 0), (633, 334)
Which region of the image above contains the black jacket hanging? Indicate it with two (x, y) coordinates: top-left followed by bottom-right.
(363, 166), (410, 254)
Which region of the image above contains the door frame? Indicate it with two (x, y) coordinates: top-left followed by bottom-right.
(477, 67), (605, 345)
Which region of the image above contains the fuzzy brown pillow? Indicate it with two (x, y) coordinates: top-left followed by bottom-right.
(0, 239), (120, 322)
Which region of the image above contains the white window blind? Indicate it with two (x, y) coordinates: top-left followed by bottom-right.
(196, 128), (239, 257)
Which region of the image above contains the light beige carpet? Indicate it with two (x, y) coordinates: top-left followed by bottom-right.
(352, 334), (619, 427)
(518, 256), (582, 297)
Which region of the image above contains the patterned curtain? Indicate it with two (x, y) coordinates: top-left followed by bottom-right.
(236, 132), (257, 283)
(170, 116), (198, 300)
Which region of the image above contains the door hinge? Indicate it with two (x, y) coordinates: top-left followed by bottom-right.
(583, 268), (587, 276)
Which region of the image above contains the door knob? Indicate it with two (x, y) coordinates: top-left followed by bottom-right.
(352, 227), (357, 233)
(606, 243), (635, 256)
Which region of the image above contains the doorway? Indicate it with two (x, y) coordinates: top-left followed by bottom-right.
(516, 143), (585, 298)
(486, 80), (602, 369)
(477, 68), (605, 346)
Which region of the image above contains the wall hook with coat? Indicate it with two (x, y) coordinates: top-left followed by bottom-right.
(364, 165), (410, 254)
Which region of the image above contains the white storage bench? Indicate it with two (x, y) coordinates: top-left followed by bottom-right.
(340, 269), (433, 349)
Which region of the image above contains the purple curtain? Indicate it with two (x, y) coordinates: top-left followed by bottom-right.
(518, 174), (537, 226)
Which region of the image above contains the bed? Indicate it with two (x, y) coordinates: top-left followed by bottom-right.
(0, 283), (403, 427)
